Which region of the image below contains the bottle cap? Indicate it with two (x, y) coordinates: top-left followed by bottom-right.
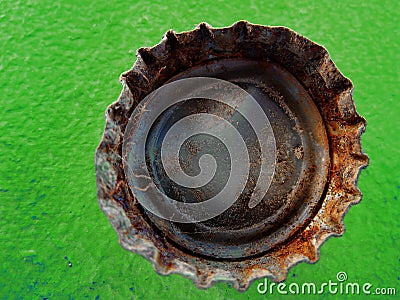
(95, 21), (368, 291)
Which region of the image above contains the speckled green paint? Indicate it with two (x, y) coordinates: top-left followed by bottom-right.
(1, 0), (399, 299)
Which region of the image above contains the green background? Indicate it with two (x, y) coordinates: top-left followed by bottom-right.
(1, 0), (399, 299)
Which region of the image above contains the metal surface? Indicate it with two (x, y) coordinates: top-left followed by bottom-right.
(95, 21), (369, 291)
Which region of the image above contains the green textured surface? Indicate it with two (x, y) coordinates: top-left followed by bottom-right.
(1, 0), (399, 299)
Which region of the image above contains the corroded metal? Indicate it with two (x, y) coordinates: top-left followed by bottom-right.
(95, 21), (369, 291)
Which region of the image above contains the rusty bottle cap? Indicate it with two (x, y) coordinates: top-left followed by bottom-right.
(95, 21), (368, 291)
